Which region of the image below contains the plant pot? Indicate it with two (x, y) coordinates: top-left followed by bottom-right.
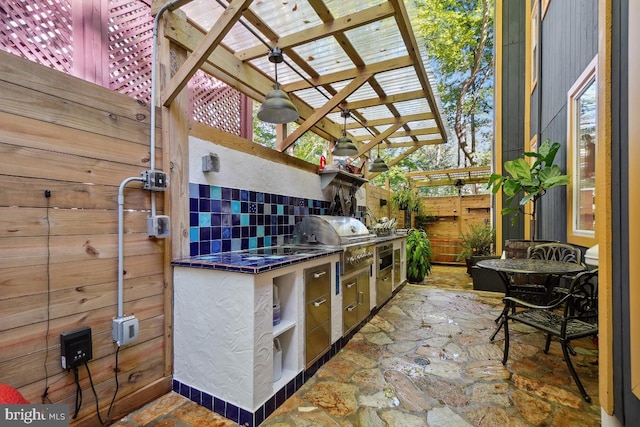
(469, 255), (502, 292)
(407, 273), (425, 284)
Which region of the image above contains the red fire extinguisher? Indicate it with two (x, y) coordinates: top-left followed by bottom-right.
(319, 154), (326, 170)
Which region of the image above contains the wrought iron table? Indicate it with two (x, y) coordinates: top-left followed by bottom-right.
(476, 258), (586, 340)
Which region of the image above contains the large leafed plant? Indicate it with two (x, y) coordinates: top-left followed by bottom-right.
(487, 140), (570, 241)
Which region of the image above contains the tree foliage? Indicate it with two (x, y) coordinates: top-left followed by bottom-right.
(252, 102), (328, 163)
(415, 0), (494, 167)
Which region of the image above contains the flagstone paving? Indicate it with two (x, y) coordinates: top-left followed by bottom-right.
(113, 265), (600, 426)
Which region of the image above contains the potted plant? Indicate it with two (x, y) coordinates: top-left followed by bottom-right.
(456, 223), (496, 274)
(391, 187), (419, 211)
(406, 228), (433, 283)
(488, 140), (569, 253)
(391, 187), (425, 228)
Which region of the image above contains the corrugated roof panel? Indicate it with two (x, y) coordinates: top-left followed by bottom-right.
(394, 98), (432, 116)
(167, 0), (450, 166)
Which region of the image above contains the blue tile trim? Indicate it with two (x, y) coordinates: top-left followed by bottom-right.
(172, 322), (369, 427)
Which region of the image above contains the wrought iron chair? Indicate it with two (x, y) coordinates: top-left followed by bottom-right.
(512, 242), (584, 304)
(489, 243), (586, 342)
(501, 269), (598, 402)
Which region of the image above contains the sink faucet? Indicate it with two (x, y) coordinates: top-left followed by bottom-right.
(362, 210), (377, 228)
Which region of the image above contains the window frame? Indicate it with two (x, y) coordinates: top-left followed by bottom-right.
(530, 1), (539, 93)
(566, 56), (598, 247)
(542, 0), (551, 19)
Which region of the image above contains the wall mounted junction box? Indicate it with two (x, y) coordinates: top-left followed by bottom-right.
(112, 315), (139, 346)
(147, 215), (170, 238)
(142, 170), (168, 191)
(60, 326), (92, 370)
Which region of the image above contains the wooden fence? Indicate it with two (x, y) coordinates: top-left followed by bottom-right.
(422, 195), (492, 264)
(0, 51), (170, 425)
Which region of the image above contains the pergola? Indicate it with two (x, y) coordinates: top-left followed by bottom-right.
(406, 166), (492, 188)
(152, 0), (448, 176)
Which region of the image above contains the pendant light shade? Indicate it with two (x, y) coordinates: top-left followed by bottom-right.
(368, 143), (389, 172)
(369, 155), (389, 172)
(257, 48), (299, 124)
(332, 109), (358, 157)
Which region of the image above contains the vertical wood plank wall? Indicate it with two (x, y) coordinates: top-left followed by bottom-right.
(0, 51), (171, 424)
(422, 195), (491, 263)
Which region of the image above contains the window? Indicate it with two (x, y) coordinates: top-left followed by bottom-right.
(530, 1), (539, 92)
(567, 57), (597, 246)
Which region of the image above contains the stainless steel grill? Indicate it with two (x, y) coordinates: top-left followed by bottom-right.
(294, 215), (375, 275)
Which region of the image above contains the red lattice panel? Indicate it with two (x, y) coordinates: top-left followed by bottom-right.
(0, 0), (73, 74)
(108, 0), (153, 103)
(191, 70), (242, 136)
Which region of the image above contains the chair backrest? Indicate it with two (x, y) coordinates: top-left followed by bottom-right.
(527, 243), (583, 265)
(564, 269), (598, 323)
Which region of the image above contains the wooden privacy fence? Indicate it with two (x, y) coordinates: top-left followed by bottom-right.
(0, 51), (171, 425)
(422, 194), (492, 264)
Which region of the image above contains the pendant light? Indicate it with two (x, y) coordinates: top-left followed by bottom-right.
(332, 109), (358, 157)
(369, 142), (389, 172)
(257, 47), (299, 124)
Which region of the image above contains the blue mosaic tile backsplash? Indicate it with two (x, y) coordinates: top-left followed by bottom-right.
(189, 183), (338, 256)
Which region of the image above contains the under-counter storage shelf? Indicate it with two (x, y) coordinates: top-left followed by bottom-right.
(272, 272), (298, 392)
(273, 319), (295, 338)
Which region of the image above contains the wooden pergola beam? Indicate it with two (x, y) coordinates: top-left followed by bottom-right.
(277, 73), (371, 151)
(346, 112), (435, 129)
(374, 139), (445, 149)
(355, 120), (407, 157)
(161, 0), (253, 107)
(344, 90), (426, 111)
(355, 127), (441, 141)
(282, 56), (414, 93)
(235, 3), (396, 62)
(162, 12), (345, 139)
(388, 0), (448, 143)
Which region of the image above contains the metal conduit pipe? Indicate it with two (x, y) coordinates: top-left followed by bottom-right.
(115, 1), (181, 321)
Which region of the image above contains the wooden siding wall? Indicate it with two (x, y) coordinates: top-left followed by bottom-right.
(533, 0), (598, 242)
(365, 184), (393, 225)
(499, 0), (527, 243)
(0, 51), (170, 425)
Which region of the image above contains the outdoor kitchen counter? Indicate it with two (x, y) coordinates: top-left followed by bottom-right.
(173, 251), (342, 416)
(171, 245), (343, 274)
(368, 233), (407, 245)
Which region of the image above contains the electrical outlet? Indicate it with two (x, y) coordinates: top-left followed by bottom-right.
(112, 316), (139, 346)
(60, 327), (92, 370)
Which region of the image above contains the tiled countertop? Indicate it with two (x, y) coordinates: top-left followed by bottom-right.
(172, 245), (343, 274)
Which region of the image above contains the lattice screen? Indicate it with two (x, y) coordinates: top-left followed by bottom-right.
(0, 0), (245, 136)
(108, 0), (153, 103)
(190, 70), (243, 136)
(0, 0), (74, 74)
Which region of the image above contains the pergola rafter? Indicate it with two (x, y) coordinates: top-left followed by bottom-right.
(152, 0), (449, 170)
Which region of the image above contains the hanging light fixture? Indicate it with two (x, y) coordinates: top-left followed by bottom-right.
(368, 142), (389, 172)
(332, 109), (358, 157)
(257, 47), (299, 124)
